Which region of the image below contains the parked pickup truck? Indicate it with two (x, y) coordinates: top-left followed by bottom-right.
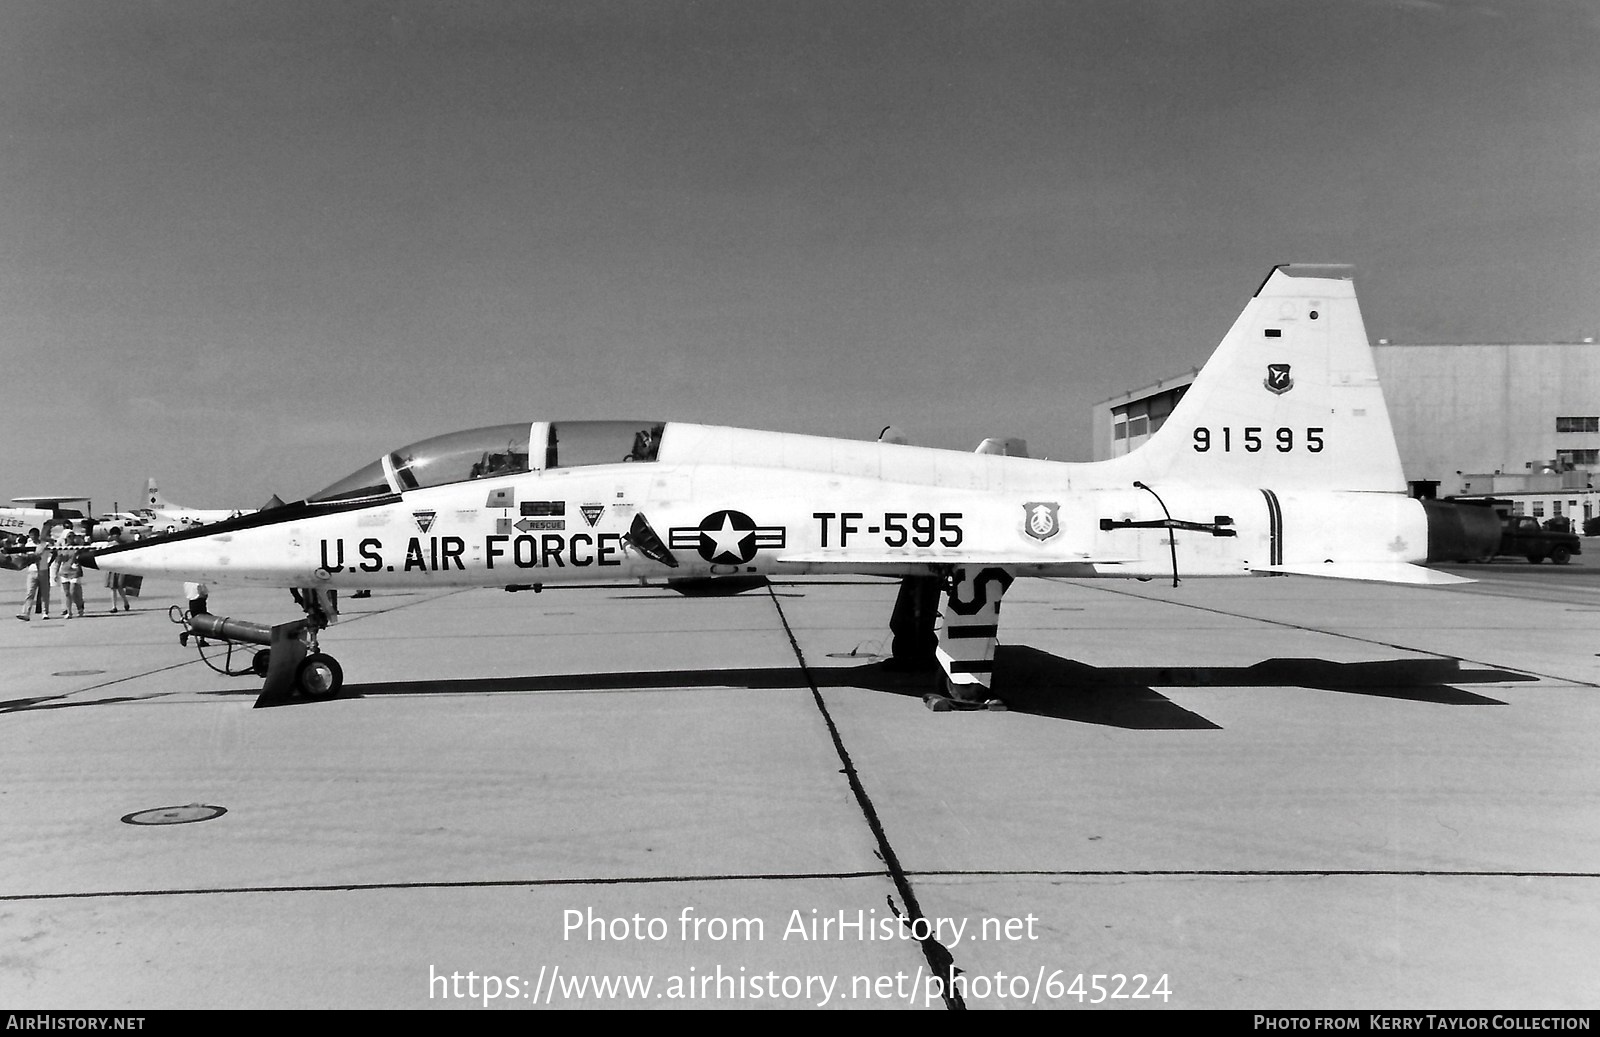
(1498, 514), (1582, 564)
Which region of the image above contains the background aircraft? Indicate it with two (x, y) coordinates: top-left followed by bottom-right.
(1, 497), (151, 546)
(0, 496), (91, 543)
(143, 477), (257, 532)
(87, 266), (1483, 708)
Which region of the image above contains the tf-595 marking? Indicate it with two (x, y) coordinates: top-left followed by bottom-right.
(812, 512), (964, 548)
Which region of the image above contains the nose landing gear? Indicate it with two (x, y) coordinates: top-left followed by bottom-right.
(177, 592), (344, 706)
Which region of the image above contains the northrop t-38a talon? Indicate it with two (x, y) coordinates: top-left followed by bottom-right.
(84, 266), (1482, 708)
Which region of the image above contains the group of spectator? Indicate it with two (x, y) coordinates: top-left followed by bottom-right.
(10, 528), (132, 621)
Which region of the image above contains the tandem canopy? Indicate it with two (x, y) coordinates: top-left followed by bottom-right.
(309, 421), (667, 503)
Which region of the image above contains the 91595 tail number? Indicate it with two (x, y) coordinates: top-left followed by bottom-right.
(1192, 427), (1323, 453)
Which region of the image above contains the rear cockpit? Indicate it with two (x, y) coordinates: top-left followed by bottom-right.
(309, 421), (667, 503)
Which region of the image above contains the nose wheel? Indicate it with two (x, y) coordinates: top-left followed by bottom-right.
(295, 653), (344, 699)
(251, 626), (343, 707)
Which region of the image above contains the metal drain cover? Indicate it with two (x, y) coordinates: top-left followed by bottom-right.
(121, 803), (227, 826)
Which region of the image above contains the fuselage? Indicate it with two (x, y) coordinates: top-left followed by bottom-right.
(88, 422), (1431, 589)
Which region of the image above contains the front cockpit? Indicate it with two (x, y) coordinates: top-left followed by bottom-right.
(308, 420), (667, 503)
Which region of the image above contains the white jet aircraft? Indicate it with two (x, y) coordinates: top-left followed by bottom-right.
(143, 478), (256, 532)
(85, 266), (1482, 707)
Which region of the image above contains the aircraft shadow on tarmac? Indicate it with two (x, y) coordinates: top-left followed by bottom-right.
(331, 645), (1524, 729)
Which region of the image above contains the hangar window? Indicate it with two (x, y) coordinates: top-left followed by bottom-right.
(1558, 449), (1598, 467)
(1148, 392), (1176, 434)
(1556, 416), (1599, 433)
(1113, 420), (1127, 441)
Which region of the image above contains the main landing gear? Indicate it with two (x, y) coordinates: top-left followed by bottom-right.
(176, 589), (343, 707)
(889, 567), (1014, 713)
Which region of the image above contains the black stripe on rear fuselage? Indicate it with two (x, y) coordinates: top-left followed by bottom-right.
(1261, 488), (1283, 566)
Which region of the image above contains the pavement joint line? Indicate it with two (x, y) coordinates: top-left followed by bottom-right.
(0, 870), (893, 903)
(1434, 577), (1600, 608)
(907, 868), (1600, 878)
(763, 582), (966, 1011)
(7, 868), (1591, 905)
(1053, 579), (1600, 690)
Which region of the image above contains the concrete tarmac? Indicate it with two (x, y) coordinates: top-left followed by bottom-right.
(2, 561), (1597, 1009)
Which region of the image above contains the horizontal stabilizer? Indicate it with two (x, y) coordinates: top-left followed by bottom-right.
(1249, 562), (1474, 586)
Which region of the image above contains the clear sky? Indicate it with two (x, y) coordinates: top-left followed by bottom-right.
(3, 0), (1597, 513)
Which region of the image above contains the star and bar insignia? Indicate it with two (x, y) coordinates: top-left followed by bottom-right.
(669, 510), (785, 565)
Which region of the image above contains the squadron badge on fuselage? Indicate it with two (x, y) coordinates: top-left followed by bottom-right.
(1265, 363), (1294, 395)
(1022, 501), (1061, 542)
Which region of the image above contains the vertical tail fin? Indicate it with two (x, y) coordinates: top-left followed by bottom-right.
(145, 478), (167, 510)
(1125, 265), (1405, 493)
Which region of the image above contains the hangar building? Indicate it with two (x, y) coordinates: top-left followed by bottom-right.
(1093, 341), (1600, 526)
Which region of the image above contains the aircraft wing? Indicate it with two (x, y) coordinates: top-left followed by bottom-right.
(11, 496), (90, 507)
(775, 550), (1133, 574)
(777, 554), (1475, 585)
(1248, 562), (1475, 586)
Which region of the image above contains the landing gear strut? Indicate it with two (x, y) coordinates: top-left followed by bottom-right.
(887, 575), (940, 671)
(891, 568), (1013, 712)
(177, 589), (343, 706)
